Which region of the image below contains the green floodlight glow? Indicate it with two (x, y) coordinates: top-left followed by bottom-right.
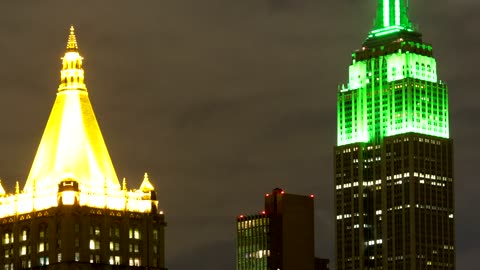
(337, 42), (450, 146)
(370, 0), (415, 37)
(383, 0), (390, 28)
(337, 1), (449, 146)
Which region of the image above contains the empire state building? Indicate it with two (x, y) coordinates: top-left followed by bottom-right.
(335, 1), (455, 269)
(0, 27), (166, 269)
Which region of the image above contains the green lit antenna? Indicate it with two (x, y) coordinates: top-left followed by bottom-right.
(368, 0), (415, 39)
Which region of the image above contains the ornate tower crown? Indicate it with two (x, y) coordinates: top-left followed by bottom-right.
(0, 26), (160, 218)
(58, 25), (86, 92)
(24, 26), (120, 196)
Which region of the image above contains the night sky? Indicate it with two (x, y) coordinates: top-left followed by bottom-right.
(0, 1), (478, 269)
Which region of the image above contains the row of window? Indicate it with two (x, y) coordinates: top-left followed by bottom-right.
(3, 255), (143, 269)
(3, 227), (158, 245)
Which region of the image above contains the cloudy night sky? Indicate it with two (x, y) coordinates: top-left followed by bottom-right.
(0, 0), (478, 269)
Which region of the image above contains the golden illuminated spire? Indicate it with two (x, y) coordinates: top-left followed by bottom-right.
(139, 173), (155, 192)
(59, 25), (86, 92)
(24, 26), (120, 196)
(66, 25), (78, 51)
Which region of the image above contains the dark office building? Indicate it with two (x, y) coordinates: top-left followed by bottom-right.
(0, 26), (166, 269)
(315, 258), (329, 270)
(236, 188), (328, 270)
(335, 1), (454, 270)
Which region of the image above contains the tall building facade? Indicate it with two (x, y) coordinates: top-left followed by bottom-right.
(335, 1), (454, 270)
(0, 27), (166, 269)
(236, 188), (328, 270)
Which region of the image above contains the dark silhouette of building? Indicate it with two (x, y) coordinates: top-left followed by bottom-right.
(236, 188), (328, 270)
(335, 1), (454, 269)
(315, 258), (329, 270)
(0, 26), (166, 269)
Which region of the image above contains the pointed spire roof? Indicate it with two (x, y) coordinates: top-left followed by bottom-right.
(23, 26), (120, 195)
(66, 25), (78, 52)
(368, 0), (416, 39)
(139, 173), (155, 192)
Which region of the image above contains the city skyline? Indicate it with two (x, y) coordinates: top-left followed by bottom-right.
(0, 1), (478, 269)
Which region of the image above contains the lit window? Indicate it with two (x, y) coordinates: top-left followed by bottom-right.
(57, 253), (62, 263)
(114, 256), (120, 265)
(75, 252), (80, 262)
(4, 233), (9, 244)
(21, 230), (28, 241)
(133, 229), (140, 239)
(20, 246), (26, 256)
(38, 243), (44, 252)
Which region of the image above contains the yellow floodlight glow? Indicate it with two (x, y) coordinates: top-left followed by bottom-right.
(61, 191), (76, 205)
(0, 26), (163, 219)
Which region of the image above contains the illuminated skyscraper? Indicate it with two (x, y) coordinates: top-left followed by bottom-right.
(335, 1), (454, 269)
(0, 26), (166, 269)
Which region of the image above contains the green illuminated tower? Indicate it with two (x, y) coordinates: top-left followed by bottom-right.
(335, 1), (455, 269)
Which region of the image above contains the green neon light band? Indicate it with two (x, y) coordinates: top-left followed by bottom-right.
(395, 0), (400, 25)
(384, 0), (390, 27)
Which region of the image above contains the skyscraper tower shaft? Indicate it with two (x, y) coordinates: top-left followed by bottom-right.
(334, 1), (455, 269)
